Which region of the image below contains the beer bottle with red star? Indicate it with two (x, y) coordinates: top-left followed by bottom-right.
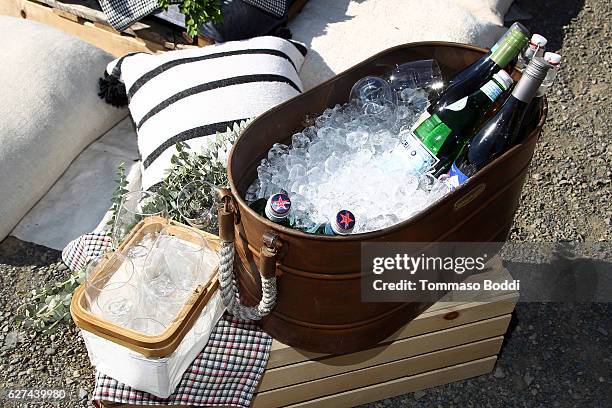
(306, 210), (356, 236)
(249, 193), (295, 227)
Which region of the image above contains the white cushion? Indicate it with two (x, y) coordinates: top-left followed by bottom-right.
(0, 16), (127, 241)
(289, 0), (513, 90)
(11, 118), (141, 250)
(106, 36), (306, 189)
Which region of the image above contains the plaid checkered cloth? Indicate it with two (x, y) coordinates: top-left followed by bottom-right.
(93, 314), (271, 406)
(62, 233), (272, 407)
(98, 0), (162, 32)
(243, 0), (287, 17)
(62, 231), (112, 272)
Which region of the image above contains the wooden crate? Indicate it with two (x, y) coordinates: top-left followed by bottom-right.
(0, 0), (209, 55)
(0, 0), (310, 56)
(98, 260), (517, 407)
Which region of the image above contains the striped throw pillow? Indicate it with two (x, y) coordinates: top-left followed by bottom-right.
(104, 36), (306, 189)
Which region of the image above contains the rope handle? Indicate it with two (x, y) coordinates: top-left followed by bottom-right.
(217, 191), (278, 321)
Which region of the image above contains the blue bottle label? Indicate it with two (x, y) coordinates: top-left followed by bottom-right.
(480, 80), (504, 101)
(447, 162), (469, 187)
(324, 223), (335, 235)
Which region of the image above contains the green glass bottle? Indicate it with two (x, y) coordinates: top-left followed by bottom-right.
(249, 193), (295, 227)
(412, 70), (514, 173)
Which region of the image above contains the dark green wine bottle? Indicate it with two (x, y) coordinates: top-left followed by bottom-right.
(428, 24), (528, 115)
(249, 193), (295, 227)
(448, 57), (551, 186)
(413, 70), (514, 173)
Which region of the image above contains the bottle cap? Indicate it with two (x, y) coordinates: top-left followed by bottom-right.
(529, 34), (548, 49)
(331, 210), (356, 235)
(513, 57), (551, 102)
(493, 70), (514, 91)
(523, 56), (551, 81)
(544, 52), (561, 66)
(265, 193), (291, 222)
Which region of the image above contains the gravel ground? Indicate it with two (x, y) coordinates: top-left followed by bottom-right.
(0, 0), (610, 407)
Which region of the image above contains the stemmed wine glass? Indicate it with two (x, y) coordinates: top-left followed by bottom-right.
(177, 180), (220, 233)
(387, 59), (445, 100)
(84, 252), (139, 327)
(112, 190), (168, 255)
(141, 239), (194, 326)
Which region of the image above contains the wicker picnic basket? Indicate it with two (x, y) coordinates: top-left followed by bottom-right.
(70, 216), (220, 358)
(221, 41), (547, 354)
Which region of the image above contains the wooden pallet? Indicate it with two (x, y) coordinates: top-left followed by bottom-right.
(98, 260), (517, 407)
(0, 0), (204, 55)
(0, 0), (310, 56)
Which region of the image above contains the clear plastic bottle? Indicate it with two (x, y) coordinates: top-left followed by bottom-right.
(517, 34), (547, 71)
(518, 52), (561, 136)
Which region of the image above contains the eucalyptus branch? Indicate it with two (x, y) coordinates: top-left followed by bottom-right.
(16, 120), (251, 333)
(155, 119), (252, 224)
(107, 163), (128, 237)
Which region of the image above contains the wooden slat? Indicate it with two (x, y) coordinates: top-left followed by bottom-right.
(52, 7), (80, 22)
(98, 355), (497, 408)
(267, 291), (517, 369)
(268, 263), (517, 364)
(383, 292), (517, 342)
(1, 0), (166, 55)
(287, 356), (497, 408)
(34, 0), (107, 23)
(260, 314), (509, 392)
(254, 336), (502, 407)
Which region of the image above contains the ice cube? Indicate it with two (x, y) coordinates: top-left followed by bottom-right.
(267, 143), (289, 164)
(364, 214), (401, 232)
(289, 164), (306, 180)
(324, 153), (341, 175)
(245, 181), (259, 203)
(307, 140), (328, 160)
(291, 133), (310, 149)
(400, 87), (429, 112)
(317, 126), (336, 140)
(346, 129), (369, 147)
(352, 149), (373, 166)
(302, 126), (317, 141)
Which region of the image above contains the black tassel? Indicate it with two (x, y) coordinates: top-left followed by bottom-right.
(98, 71), (128, 108)
(272, 26), (292, 40)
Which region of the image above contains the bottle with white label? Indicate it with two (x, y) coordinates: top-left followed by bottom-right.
(410, 70), (514, 174)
